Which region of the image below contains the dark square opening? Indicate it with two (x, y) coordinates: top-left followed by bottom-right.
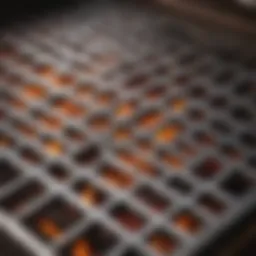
(167, 177), (192, 195)
(148, 230), (178, 255)
(73, 180), (108, 207)
(48, 163), (70, 182)
(0, 229), (34, 256)
(74, 144), (100, 165)
(20, 147), (43, 165)
(222, 172), (253, 197)
(122, 248), (146, 256)
(116, 149), (159, 177)
(111, 204), (146, 232)
(25, 198), (82, 242)
(0, 159), (20, 188)
(0, 180), (45, 214)
(101, 164), (134, 189)
(174, 210), (202, 234)
(194, 158), (221, 179)
(198, 194), (226, 215)
(60, 223), (118, 256)
(135, 185), (170, 212)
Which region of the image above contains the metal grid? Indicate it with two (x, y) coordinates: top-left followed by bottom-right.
(0, 1), (255, 256)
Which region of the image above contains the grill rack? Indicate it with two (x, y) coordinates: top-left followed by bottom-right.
(0, 1), (256, 256)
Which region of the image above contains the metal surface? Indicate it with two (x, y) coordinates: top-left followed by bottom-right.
(0, 1), (256, 256)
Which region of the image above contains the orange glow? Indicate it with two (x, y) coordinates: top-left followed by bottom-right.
(10, 98), (27, 111)
(156, 123), (183, 143)
(171, 99), (186, 113)
(17, 124), (36, 138)
(89, 116), (110, 131)
(162, 154), (183, 169)
(53, 99), (85, 117)
(44, 140), (63, 156)
(35, 65), (56, 81)
(38, 218), (61, 238)
(116, 212), (143, 231)
(116, 102), (136, 118)
(80, 186), (97, 206)
(62, 102), (85, 117)
(102, 167), (133, 188)
(0, 135), (12, 147)
(22, 84), (46, 100)
(35, 65), (74, 87)
(138, 111), (162, 129)
(118, 151), (156, 177)
(73, 240), (91, 256)
(174, 213), (200, 233)
(97, 92), (115, 106)
(76, 86), (95, 100)
(114, 128), (131, 141)
(39, 115), (62, 130)
(136, 139), (153, 154)
(150, 234), (175, 254)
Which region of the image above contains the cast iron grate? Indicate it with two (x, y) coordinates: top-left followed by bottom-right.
(0, 1), (255, 256)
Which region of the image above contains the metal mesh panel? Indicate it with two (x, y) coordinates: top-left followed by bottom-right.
(0, 1), (255, 256)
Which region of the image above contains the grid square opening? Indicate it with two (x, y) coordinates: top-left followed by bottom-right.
(73, 180), (108, 207)
(100, 164), (134, 189)
(60, 223), (118, 256)
(111, 203), (146, 232)
(25, 198), (82, 242)
(148, 230), (178, 255)
(135, 185), (170, 212)
(0, 229), (35, 256)
(0, 180), (45, 214)
(0, 159), (20, 188)
(198, 194), (226, 215)
(221, 172), (254, 197)
(173, 210), (203, 234)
